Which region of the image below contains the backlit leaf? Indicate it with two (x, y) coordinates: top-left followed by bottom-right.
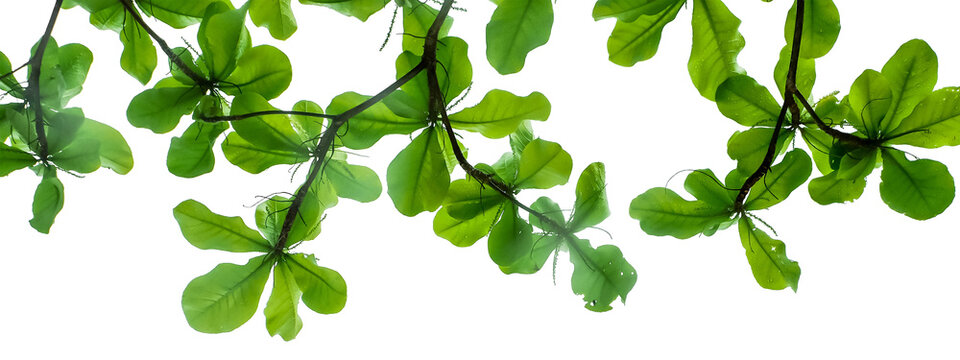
(173, 199), (272, 253)
(879, 149), (954, 220)
(569, 239), (636, 312)
(386, 127), (450, 216)
(514, 138), (572, 189)
(287, 253), (347, 314)
(182, 255), (272, 333)
(486, 0), (553, 75)
(688, 0), (745, 100)
(738, 217), (801, 291)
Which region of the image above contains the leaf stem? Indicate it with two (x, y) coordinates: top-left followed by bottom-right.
(198, 110), (336, 122)
(118, 0), (211, 87)
(26, 0), (65, 163)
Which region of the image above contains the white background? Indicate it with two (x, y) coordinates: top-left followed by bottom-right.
(2, 0), (959, 358)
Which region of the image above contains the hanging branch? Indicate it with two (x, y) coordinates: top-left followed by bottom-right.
(271, 0), (456, 251)
(25, 0), (65, 163)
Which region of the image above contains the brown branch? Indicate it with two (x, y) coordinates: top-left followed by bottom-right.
(198, 110), (336, 123)
(272, 0), (455, 251)
(118, 0), (210, 87)
(26, 0), (65, 162)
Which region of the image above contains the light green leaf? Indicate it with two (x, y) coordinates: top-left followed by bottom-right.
(325, 159), (382, 203)
(569, 162), (610, 232)
(529, 196), (564, 232)
(683, 169), (734, 209)
(264, 260), (303, 341)
(847, 70), (892, 138)
(486, 0), (553, 75)
(629, 187), (732, 239)
(745, 149), (812, 210)
(44, 108), (85, 154)
(57, 43), (93, 102)
(605, 1), (682, 67)
(0, 143), (36, 176)
(182, 255), (273, 333)
(488, 204), (533, 267)
(569, 239), (636, 312)
(73, 118), (133, 174)
(808, 171), (866, 205)
(499, 233), (562, 275)
(291, 100), (325, 143)
(173, 199), (272, 252)
(386, 127), (450, 216)
(250, 0), (298, 40)
(879, 39), (937, 134)
(230, 93), (305, 152)
(886, 88), (960, 148)
(287, 253), (347, 314)
(223, 45), (292, 100)
(50, 138), (101, 174)
(449, 90), (550, 138)
(399, 0), (452, 54)
(688, 0), (745, 100)
(514, 138), (572, 189)
(167, 121), (229, 178)
(397, 36), (472, 108)
(727, 127), (793, 173)
(773, 45), (815, 96)
(783, 0), (840, 59)
(126, 84), (204, 133)
(442, 177), (505, 220)
(716, 75), (781, 127)
(509, 121), (534, 157)
(879, 149), (954, 220)
(198, 3), (250, 79)
(327, 91), (424, 150)
(738, 217), (801, 291)
(302, 0), (389, 21)
(835, 147), (878, 181)
(592, 0), (679, 22)
(119, 19), (157, 85)
(221, 132), (306, 174)
(433, 205), (501, 247)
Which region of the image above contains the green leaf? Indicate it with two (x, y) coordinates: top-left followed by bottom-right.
(182, 255), (273, 333)
(0, 143), (36, 176)
(509, 121), (534, 156)
(327, 91), (424, 150)
(569, 162), (610, 232)
(325, 159), (382, 203)
(387, 127), (450, 216)
(198, 3), (250, 79)
(223, 45), (292, 100)
(879, 149), (954, 220)
(886, 88), (960, 148)
(529, 196), (564, 232)
(50, 138), (101, 173)
(399, 0), (452, 54)
(835, 147), (878, 181)
(879, 39), (937, 134)
(683, 169), (734, 209)
(167, 121), (229, 178)
(73, 118), (134, 174)
(799, 127), (833, 175)
(745, 149), (812, 210)
(773, 45), (815, 96)
(514, 138), (572, 189)
(808, 171), (866, 205)
(716, 75), (781, 127)
(119, 19), (157, 85)
(264, 260), (303, 341)
(173, 199), (272, 252)
(727, 127), (793, 172)
(629, 187), (732, 239)
(302, 0), (389, 21)
(169, 47), (206, 85)
(286, 253), (347, 314)
(486, 0), (554, 75)
(57, 43), (93, 102)
(592, 0), (679, 22)
(291, 100), (325, 142)
(29, 167), (64, 234)
(605, 1), (682, 67)
(847, 70), (892, 138)
(499, 233), (562, 275)
(490, 152), (519, 184)
(138, 0), (221, 28)
(783, 0), (840, 59)
(222, 132), (306, 174)
(449, 90), (550, 138)
(0, 50), (24, 96)
(44, 108), (85, 154)
(688, 0), (745, 100)
(397, 36), (472, 108)
(250, 0), (298, 40)
(255, 182), (335, 246)
(126, 84), (204, 133)
(738, 217), (801, 291)
(442, 177), (505, 220)
(569, 239), (636, 312)
(433, 205), (501, 247)
(230, 93), (306, 152)
(488, 204), (533, 267)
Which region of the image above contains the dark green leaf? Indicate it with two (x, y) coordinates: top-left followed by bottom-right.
(835, 147), (877, 181)
(198, 3), (250, 79)
(173, 199), (272, 252)
(399, 0), (452, 54)
(181, 255), (273, 333)
(386, 127), (449, 216)
(442, 177), (505, 220)
(486, 0), (553, 75)
(73, 118), (134, 174)
(569, 239), (636, 312)
(488, 204), (533, 267)
(29, 167), (64, 234)
(569, 162), (610, 232)
(683, 169), (734, 209)
(879, 149), (954, 220)
(0, 143), (36, 176)
(808, 171), (866, 205)
(499, 233), (561, 275)
(529, 196), (564, 232)
(50, 138), (101, 173)
(167, 121), (229, 178)
(138, 0), (221, 28)
(126, 83), (204, 133)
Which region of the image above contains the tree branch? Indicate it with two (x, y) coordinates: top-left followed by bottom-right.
(118, 0), (211, 87)
(198, 110), (336, 123)
(26, 0), (65, 162)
